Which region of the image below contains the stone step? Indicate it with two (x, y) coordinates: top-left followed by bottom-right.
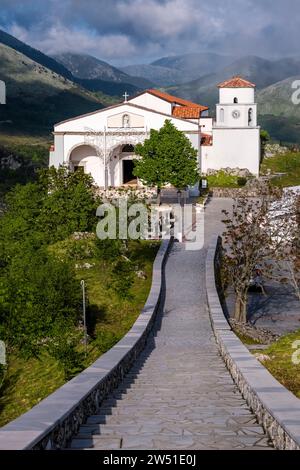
(100, 396), (247, 408)
(109, 394), (245, 403)
(68, 218), (271, 451)
(77, 421), (265, 438)
(70, 432), (271, 451)
(91, 406), (253, 418)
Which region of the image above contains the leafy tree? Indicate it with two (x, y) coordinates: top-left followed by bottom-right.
(260, 129), (270, 161)
(111, 259), (135, 299)
(0, 247), (81, 357)
(46, 325), (85, 380)
(0, 166), (100, 263)
(37, 166), (100, 242)
(222, 183), (281, 323)
(134, 120), (199, 202)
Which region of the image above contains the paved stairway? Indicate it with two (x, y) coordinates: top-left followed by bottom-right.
(70, 199), (273, 450)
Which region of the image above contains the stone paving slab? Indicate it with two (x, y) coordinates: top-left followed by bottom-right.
(69, 199), (272, 451)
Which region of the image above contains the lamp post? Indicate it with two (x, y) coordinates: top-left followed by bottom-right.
(80, 280), (87, 356)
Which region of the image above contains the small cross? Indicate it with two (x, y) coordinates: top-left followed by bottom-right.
(123, 91), (129, 102)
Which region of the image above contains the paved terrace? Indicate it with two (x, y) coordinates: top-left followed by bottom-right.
(70, 199), (273, 450)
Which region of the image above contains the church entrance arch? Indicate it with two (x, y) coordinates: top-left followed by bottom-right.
(121, 144), (137, 185)
(68, 144), (103, 187)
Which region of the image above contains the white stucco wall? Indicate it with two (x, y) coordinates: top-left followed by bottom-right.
(201, 127), (260, 176)
(216, 103), (257, 127)
(129, 92), (172, 115)
(54, 103), (197, 134)
(69, 145), (105, 187)
(219, 88), (255, 104)
(200, 117), (213, 133)
(107, 111), (144, 128)
(50, 101), (200, 187)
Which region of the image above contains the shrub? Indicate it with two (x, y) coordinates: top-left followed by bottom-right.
(46, 327), (84, 380)
(0, 364), (6, 390)
(96, 238), (123, 261)
(237, 177), (247, 187)
(111, 259), (135, 299)
(207, 170), (249, 188)
(66, 238), (96, 261)
(94, 330), (121, 353)
(0, 248), (81, 357)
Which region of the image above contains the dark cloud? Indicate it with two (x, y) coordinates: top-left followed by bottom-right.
(0, 0), (299, 65)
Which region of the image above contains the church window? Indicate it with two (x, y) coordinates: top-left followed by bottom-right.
(248, 108), (253, 126)
(234, 97), (238, 103)
(122, 114), (130, 128)
(220, 108), (224, 122)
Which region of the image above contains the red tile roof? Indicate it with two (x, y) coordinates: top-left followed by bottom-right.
(172, 106), (203, 119)
(145, 89), (208, 119)
(217, 76), (256, 88)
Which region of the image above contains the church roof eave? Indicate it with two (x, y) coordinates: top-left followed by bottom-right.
(217, 76), (256, 88)
(132, 89), (209, 112)
(54, 102), (200, 130)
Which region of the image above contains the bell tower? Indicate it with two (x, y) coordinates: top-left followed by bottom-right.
(216, 76), (257, 128)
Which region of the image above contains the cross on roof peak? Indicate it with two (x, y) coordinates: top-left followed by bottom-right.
(123, 91), (129, 102)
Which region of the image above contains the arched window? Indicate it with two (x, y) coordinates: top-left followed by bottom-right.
(122, 114), (130, 128)
(220, 108), (225, 123)
(248, 108), (253, 126)
(122, 144), (135, 153)
(234, 97), (238, 103)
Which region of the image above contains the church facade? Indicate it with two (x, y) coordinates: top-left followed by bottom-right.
(49, 76), (260, 189)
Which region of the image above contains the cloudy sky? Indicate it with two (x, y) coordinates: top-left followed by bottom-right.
(0, 0), (299, 65)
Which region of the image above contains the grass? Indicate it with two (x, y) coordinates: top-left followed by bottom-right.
(0, 353), (65, 427)
(0, 136), (50, 197)
(0, 134), (51, 147)
(261, 152), (300, 187)
(206, 171), (248, 189)
(252, 329), (300, 399)
(0, 239), (159, 427)
(234, 331), (264, 346)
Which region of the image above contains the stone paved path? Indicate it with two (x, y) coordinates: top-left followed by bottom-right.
(70, 199), (273, 450)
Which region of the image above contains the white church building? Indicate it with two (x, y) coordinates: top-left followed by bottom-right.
(49, 76), (260, 189)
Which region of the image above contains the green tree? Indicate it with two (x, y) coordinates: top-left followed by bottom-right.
(260, 129), (270, 162)
(37, 166), (100, 242)
(134, 120), (199, 202)
(0, 166), (100, 262)
(222, 183), (281, 323)
(0, 247), (81, 356)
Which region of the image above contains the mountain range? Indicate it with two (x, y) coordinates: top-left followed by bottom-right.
(169, 55), (300, 104)
(1, 27), (300, 144)
(54, 52), (153, 89)
(122, 53), (236, 86)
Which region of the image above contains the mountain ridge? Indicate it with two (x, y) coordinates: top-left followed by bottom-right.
(54, 52), (153, 90)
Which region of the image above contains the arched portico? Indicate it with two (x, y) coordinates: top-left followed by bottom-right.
(69, 144), (104, 187)
(108, 143), (138, 187)
(66, 132), (147, 188)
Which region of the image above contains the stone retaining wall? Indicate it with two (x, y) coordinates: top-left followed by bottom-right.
(206, 235), (300, 450)
(0, 239), (171, 450)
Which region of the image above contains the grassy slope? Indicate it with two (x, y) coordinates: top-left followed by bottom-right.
(0, 43), (104, 137)
(254, 330), (300, 399)
(0, 240), (159, 427)
(261, 151), (300, 186)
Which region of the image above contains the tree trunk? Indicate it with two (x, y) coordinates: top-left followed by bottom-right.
(177, 190), (181, 205)
(234, 294), (247, 323)
(157, 187), (161, 206)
